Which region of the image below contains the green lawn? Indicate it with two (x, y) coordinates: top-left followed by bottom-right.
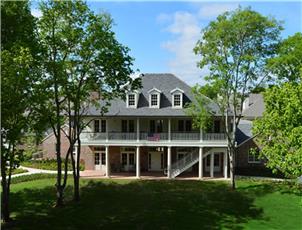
(3, 177), (302, 230)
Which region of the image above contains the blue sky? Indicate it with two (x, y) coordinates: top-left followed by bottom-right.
(31, 1), (302, 86)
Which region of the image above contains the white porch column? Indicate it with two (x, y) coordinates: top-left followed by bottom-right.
(105, 146), (110, 178)
(210, 152), (214, 178)
(106, 119), (109, 142)
(136, 146), (140, 178)
(136, 118), (140, 142)
(198, 147), (203, 179)
(224, 151), (228, 179)
(168, 119), (171, 142)
(167, 146), (172, 178)
(200, 128), (203, 142)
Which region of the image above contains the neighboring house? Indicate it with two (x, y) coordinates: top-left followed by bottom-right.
(235, 94), (275, 176)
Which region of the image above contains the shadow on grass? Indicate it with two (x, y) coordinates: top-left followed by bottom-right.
(5, 180), (269, 230)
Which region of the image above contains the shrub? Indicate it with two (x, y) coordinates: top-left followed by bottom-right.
(22, 158), (85, 171)
(11, 173), (57, 184)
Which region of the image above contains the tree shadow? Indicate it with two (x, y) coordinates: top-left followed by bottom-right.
(3, 180), (274, 230)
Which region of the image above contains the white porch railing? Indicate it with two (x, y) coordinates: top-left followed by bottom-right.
(171, 132), (200, 140)
(80, 131), (227, 141)
(203, 133), (227, 141)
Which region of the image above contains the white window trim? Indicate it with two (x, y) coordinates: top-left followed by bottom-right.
(149, 93), (160, 108)
(248, 150), (261, 163)
(148, 88), (161, 108)
(172, 93), (183, 108)
(126, 93), (138, 108)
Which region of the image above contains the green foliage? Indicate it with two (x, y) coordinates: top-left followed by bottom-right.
(10, 173), (57, 184)
(253, 83), (302, 178)
(266, 32), (302, 82)
(21, 135), (41, 161)
(185, 85), (213, 130)
(193, 7), (282, 113)
(22, 159), (85, 171)
(11, 168), (28, 175)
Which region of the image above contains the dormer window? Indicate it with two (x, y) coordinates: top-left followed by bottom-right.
(126, 92), (138, 108)
(173, 94), (181, 107)
(171, 88), (184, 108)
(148, 87), (161, 108)
(128, 94), (135, 106)
(151, 94), (158, 106)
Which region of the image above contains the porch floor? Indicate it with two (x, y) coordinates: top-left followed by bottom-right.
(80, 170), (227, 180)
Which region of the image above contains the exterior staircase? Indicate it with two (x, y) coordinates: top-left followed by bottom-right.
(167, 149), (211, 178)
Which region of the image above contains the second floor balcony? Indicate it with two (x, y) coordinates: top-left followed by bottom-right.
(80, 131), (227, 142)
(80, 117), (228, 144)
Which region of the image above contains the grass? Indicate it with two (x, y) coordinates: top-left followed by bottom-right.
(22, 159), (85, 171)
(3, 177), (302, 230)
(11, 168), (28, 175)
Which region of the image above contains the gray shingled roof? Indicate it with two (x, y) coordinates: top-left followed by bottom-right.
(242, 94), (265, 119)
(87, 73), (220, 117)
(236, 120), (253, 145)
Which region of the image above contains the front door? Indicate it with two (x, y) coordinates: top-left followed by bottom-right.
(148, 151), (164, 171)
(205, 153), (221, 172)
(121, 152), (135, 171)
(94, 152), (106, 171)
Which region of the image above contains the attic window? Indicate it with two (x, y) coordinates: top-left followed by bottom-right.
(128, 94), (135, 106)
(127, 92), (138, 108)
(173, 94), (181, 107)
(151, 94), (158, 106)
(171, 88), (184, 108)
(148, 87), (161, 108)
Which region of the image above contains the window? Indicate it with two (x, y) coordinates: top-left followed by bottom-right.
(148, 154), (151, 169)
(248, 149), (261, 163)
(178, 120), (184, 132)
(161, 153), (164, 169)
(173, 94), (181, 107)
(206, 155), (211, 167)
(151, 94), (158, 106)
(156, 120), (163, 133)
(94, 153), (100, 165)
(101, 153), (106, 165)
(129, 120), (135, 133)
(122, 153), (127, 166)
(214, 120), (220, 133)
(129, 153), (135, 165)
(150, 120), (156, 133)
(101, 120), (106, 133)
(94, 120), (100, 132)
(185, 120), (192, 132)
(214, 154), (220, 166)
(128, 94), (136, 107)
(122, 120), (127, 132)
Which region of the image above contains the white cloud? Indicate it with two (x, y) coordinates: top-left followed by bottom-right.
(198, 3), (238, 19)
(160, 11), (205, 86)
(159, 3), (239, 86)
(31, 9), (42, 18)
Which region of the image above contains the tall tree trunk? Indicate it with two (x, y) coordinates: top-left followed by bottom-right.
(55, 123), (64, 207)
(1, 159), (11, 222)
(73, 137), (81, 202)
(229, 147), (236, 190)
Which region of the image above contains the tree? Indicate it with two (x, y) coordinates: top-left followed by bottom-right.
(190, 7), (282, 189)
(1, 1), (39, 222)
(266, 32), (302, 82)
(37, 1), (140, 203)
(253, 33), (302, 179)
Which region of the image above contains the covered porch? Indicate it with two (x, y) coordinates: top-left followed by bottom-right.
(83, 145), (229, 180)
